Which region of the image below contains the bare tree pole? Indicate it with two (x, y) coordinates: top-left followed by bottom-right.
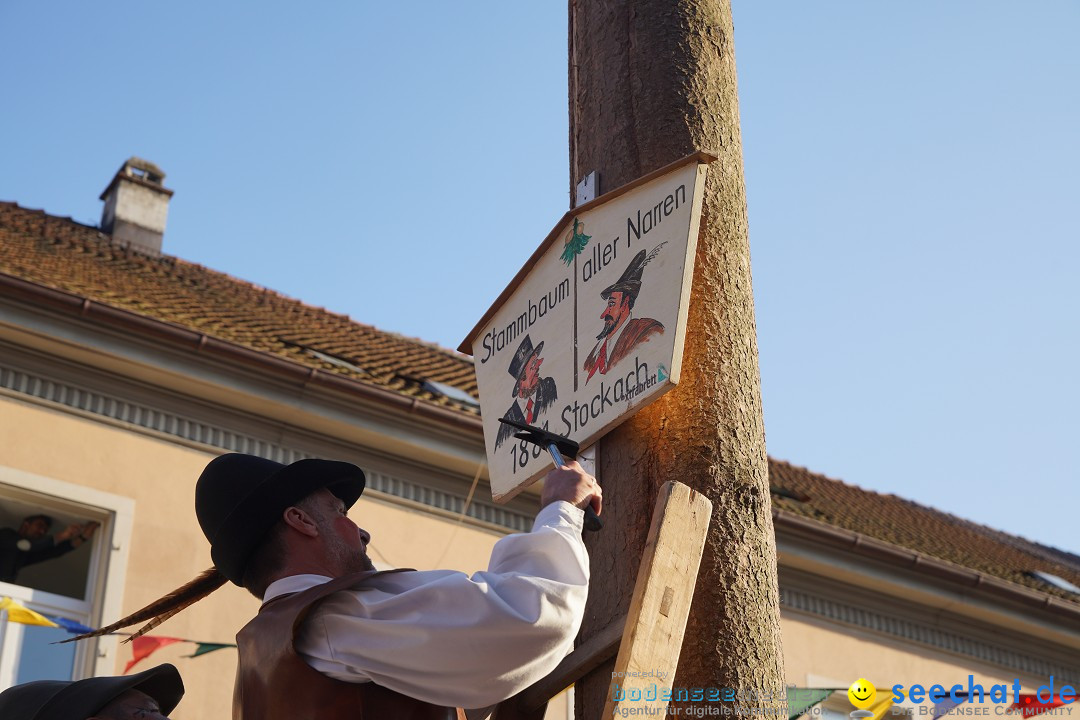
(568, 0), (785, 716)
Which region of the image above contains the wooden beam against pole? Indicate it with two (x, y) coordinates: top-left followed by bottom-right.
(493, 615), (625, 720)
(492, 481), (710, 720)
(603, 481), (712, 718)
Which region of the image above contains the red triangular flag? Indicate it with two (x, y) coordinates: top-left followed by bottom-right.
(124, 635), (183, 674)
(1008, 694), (1073, 718)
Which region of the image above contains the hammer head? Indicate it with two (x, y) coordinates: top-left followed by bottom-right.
(498, 418), (579, 460)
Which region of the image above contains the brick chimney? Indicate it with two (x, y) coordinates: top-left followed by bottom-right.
(99, 157), (173, 254)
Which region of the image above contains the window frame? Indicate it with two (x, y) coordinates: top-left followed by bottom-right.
(0, 465), (134, 682)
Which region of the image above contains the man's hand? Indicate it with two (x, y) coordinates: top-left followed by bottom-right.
(55, 521), (100, 546)
(55, 524), (82, 543)
(540, 461), (602, 517)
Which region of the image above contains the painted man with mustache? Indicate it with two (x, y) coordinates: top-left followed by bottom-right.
(583, 248), (664, 383)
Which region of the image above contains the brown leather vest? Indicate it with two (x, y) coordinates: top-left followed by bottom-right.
(234, 570), (463, 720)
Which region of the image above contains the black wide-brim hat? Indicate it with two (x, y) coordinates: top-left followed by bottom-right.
(0, 663), (184, 720)
(511, 342), (544, 397)
(195, 453), (366, 585)
(601, 248), (648, 302)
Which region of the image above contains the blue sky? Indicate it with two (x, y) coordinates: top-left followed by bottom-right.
(2, 2), (1077, 553)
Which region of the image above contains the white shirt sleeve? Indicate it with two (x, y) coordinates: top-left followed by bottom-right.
(290, 501), (589, 709)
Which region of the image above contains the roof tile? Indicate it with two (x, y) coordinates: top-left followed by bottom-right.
(0, 202), (479, 412)
(769, 457), (1080, 602)
(3, 201), (1077, 606)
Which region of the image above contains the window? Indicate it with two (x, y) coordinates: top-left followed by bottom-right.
(1027, 571), (1080, 595)
(0, 495), (99, 599)
(0, 467), (133, 686)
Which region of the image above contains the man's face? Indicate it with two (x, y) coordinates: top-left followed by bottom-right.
(19, 518), (49, 540)
(89, 689), (170, 719)
(518, 354), (543, 396)
(598, 291), (631, 339)
(310, 489), (375, 575)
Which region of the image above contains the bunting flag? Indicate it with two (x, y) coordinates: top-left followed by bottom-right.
(865, 692), (895, 720)
(46, 615), (96, 634)
(788, 688), (839, 720)
(1009, 694), (1075, 718)
(932, 691), (971, 719)
(0, 597), (60, 628)
(184, 642), (236, 659)
(124, 635), (183, 674)
(47, 620), (236, 669)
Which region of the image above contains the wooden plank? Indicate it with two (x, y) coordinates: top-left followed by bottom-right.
(517, 613), (625, 711)
(492, 613), (625, 720)
(488, 698), (547, 720)
(603, 481), (712, 719)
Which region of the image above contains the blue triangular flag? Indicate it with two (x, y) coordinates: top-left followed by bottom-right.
(48, 616), (96, 634)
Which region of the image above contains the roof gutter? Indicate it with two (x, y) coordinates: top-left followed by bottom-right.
(0, 273), (484, 434)
(773, 509), (1080, 625)
(5, 273), (1075, 619)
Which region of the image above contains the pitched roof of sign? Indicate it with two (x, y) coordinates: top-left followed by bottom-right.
(1, 200), (1077, 607)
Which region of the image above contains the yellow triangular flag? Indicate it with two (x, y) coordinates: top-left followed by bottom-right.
(866, 694), (894, 720)
(0, 597), (60, 628)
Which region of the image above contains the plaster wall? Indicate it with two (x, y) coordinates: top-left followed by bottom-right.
(781, 612), (1046, 701)
(0, 395), (529, 720)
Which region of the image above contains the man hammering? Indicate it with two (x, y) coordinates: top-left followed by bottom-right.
(75, 453), (602, 719)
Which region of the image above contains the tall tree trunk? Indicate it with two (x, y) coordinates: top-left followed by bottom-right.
(569, 1), (785, 716)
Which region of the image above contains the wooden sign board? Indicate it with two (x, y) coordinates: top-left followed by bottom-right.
(460, 153), (712, 501)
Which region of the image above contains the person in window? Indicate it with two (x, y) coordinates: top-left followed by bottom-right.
(0, 515), (100, 583)
(0, 662), (183, 719)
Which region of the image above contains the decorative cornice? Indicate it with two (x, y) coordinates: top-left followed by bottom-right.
(780, 585), (1080, 683)
(0, 272), (482, 431)
(774, 510), (1080, 624)
(0, 362), (530, 533)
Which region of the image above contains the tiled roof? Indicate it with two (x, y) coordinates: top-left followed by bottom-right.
(770, 457), (1080, 603)
(2, 201), (1076, 608)
(0, 202), (479, 413)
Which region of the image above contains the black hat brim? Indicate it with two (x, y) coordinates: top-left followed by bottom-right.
(511, 340), (544, 397)
(0, 663), (184, 720)
(600, 280), (641, 301)
(210, 458), (366, 585)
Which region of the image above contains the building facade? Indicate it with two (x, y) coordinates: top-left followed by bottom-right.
(0, 166), (1076, 719)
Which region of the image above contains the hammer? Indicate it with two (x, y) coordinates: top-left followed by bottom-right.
(498, 418), (603, 532)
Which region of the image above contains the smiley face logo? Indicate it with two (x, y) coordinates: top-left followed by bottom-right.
(848, 678), (877, 709)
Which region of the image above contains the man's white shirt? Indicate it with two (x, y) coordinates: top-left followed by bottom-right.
(262, 501), (589, 709)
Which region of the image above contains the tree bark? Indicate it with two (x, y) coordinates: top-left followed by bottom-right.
(568, 1), (785, 716)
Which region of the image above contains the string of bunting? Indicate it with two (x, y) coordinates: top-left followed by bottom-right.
(787, 688), (839, 720)
(6, 596), (1080, 711)
(784, 689), (894, 720)
(0, 597), (235, 674)
(787, 689), (1075, 720)
(1010, 694), (1075, 718)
